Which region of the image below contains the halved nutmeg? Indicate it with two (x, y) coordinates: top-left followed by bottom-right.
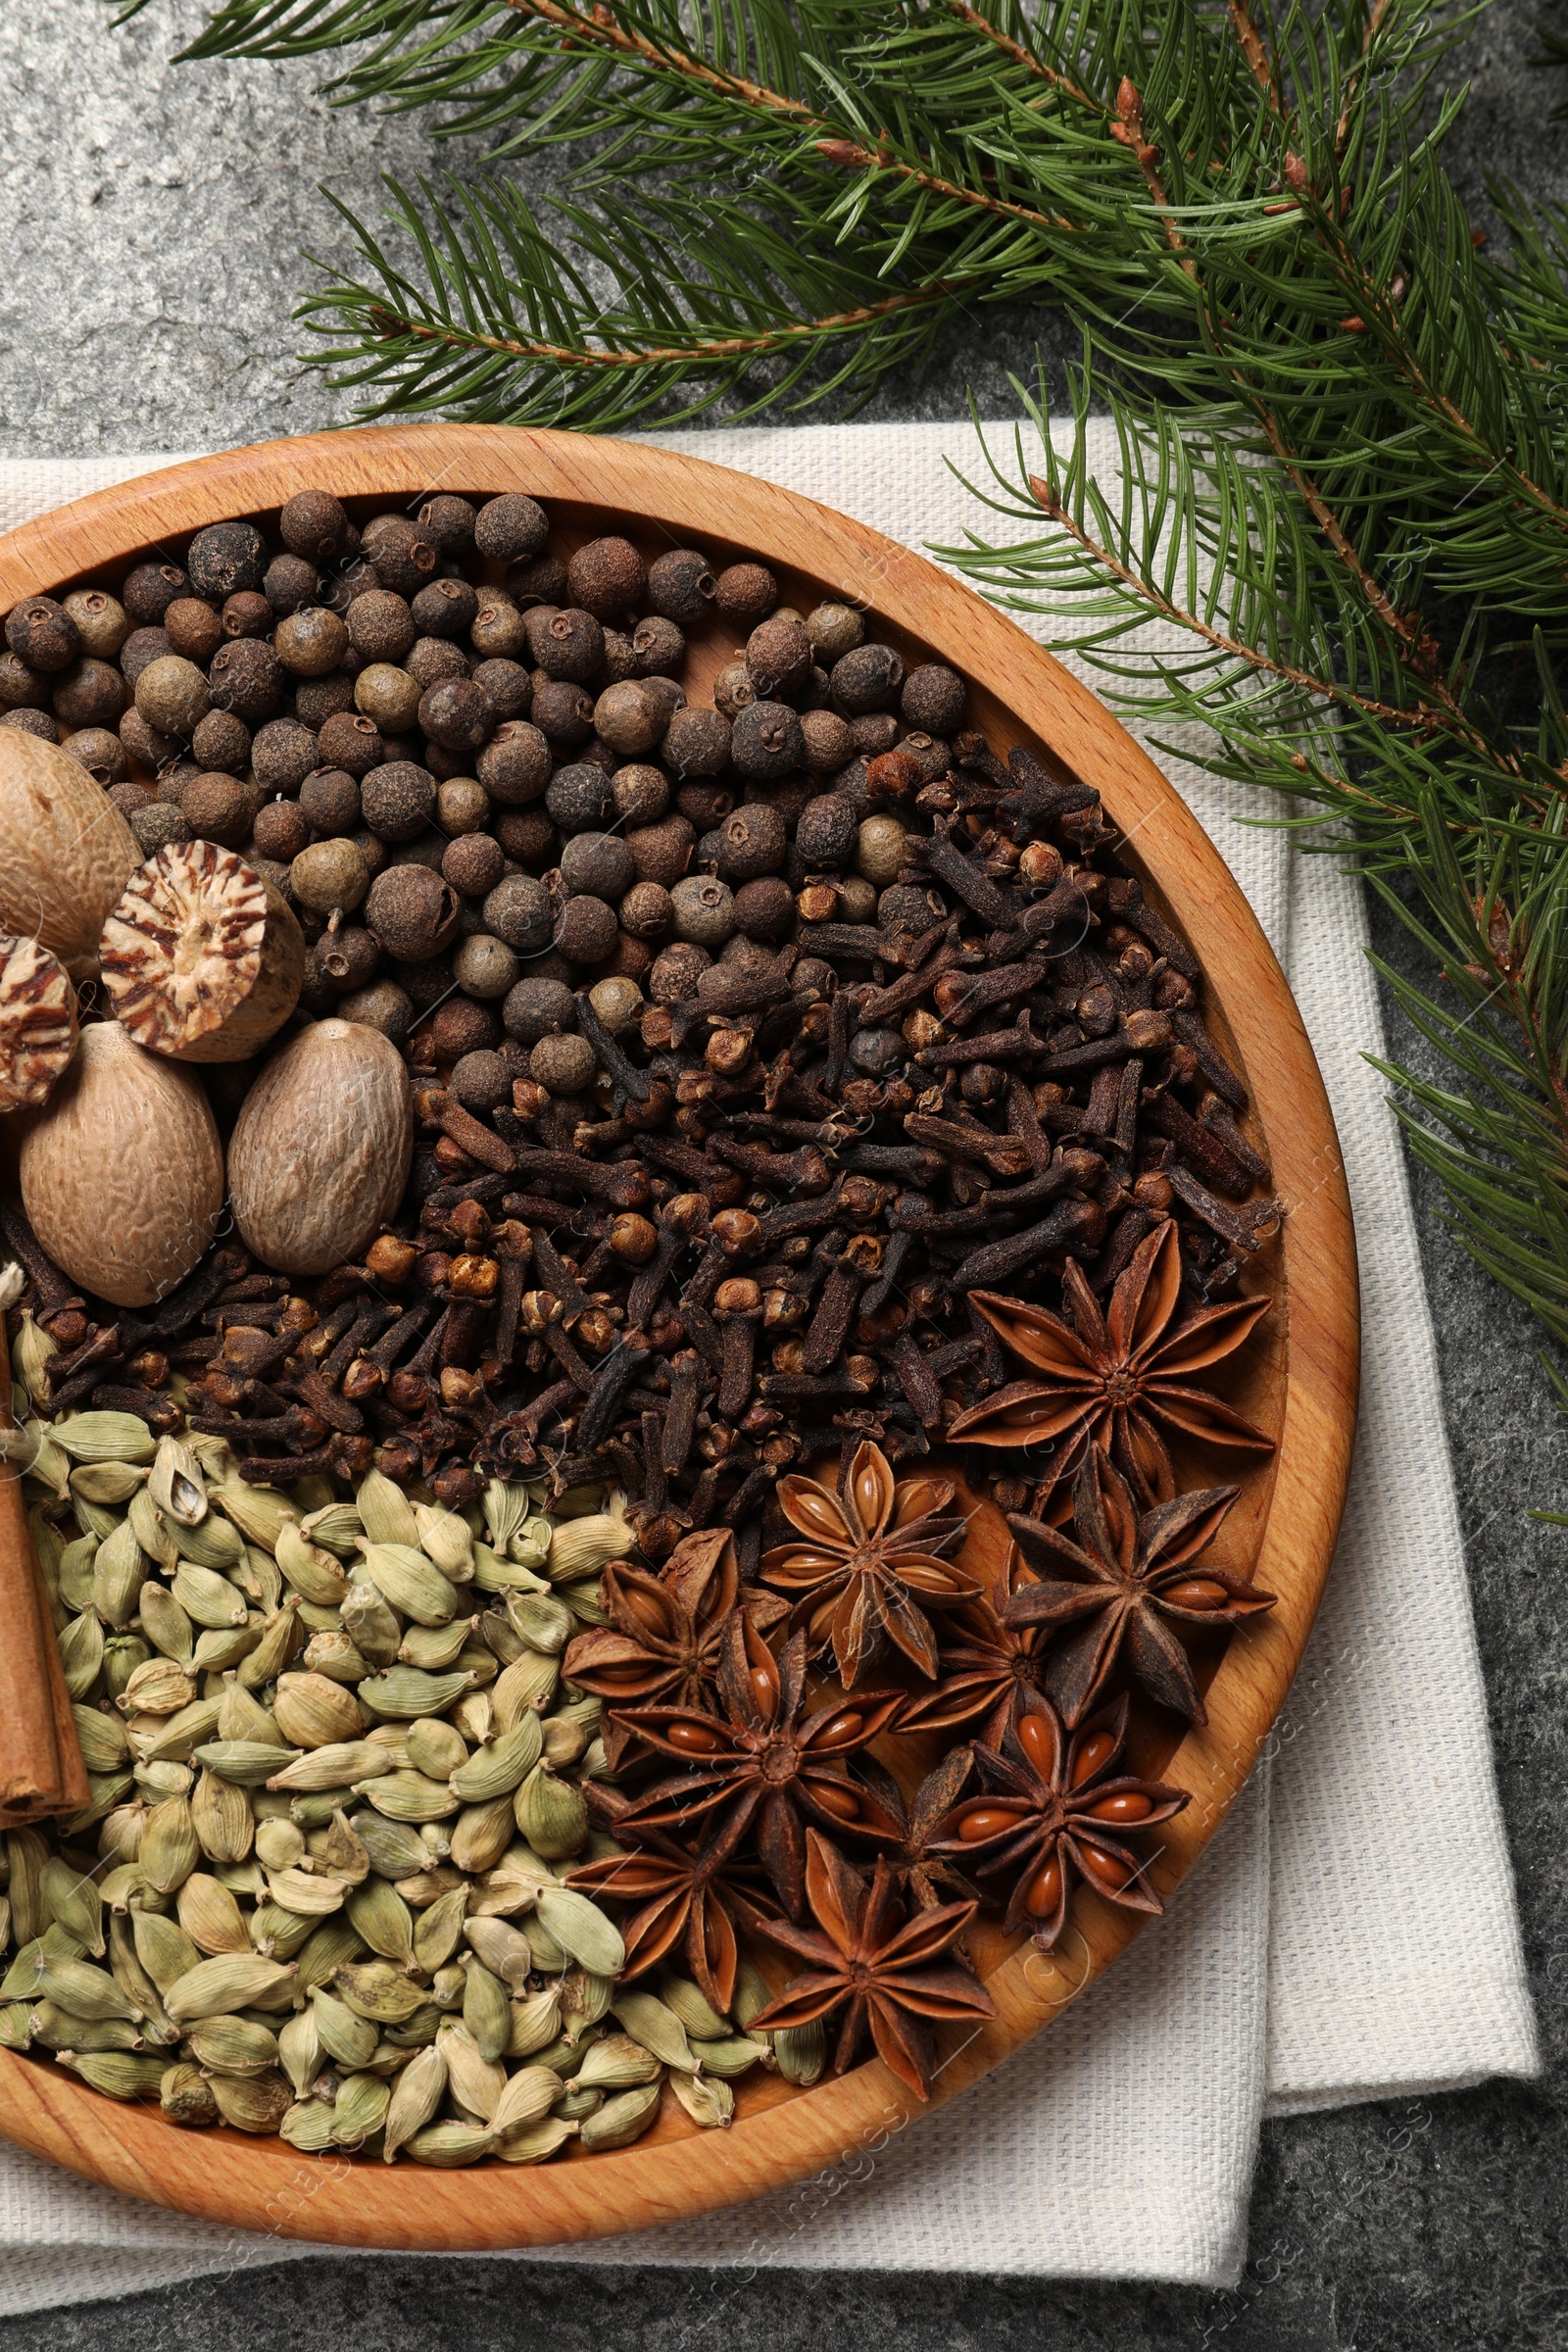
(0, 933), (78, 1110)
(99, 841), (306, 1062)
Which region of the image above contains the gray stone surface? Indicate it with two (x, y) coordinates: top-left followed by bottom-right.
(2, 0), (1567, 2343)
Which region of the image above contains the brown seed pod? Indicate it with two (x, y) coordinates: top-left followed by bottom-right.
(99, 842), (307, 1064)
(20, 1019), (224, 1306)
(0, 729), (140, 978)
(227, 1018), (414, 1276)
(0, 933), (78, 1110)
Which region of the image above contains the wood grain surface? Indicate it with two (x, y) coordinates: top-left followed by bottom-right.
(0, 424), (1359, 2251)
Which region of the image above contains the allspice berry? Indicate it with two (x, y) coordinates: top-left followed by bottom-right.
(52, 658), (125, 733)
(317, 710), (384, 777)
(524, 606), (605, 683)
(474, 494), (550, 564)
(715, 562), (777, 627)
(470, 657), (530, 722)
(649, 940), (711, 1004)
(436, 777), (489, 836)
(530, 680), (596, 746)
(618, 880), (673, 940)
(122, 563), (190, 628)
(670, 873), (735, 949)
(857, 814), (908, 887)
(627, 813), (694, 888)
(279, 490), (352, 564)
(136, 655), (211, 738)
(504, 975), (574, 1043)
(251, 798), (312, 864)
(120, 628), (172, 691)
(411, 576), (478, 638)
(746, 614), (812, 700)
(450, 1048), (513, 1113)
(180, 773), (254, 848)
(163, 598), (224, 664)
(452, 933), (518, 1000)
(6, 598), (78, 675)
(347, 590), (416, 664)
(530, 1031), (597, 1093)
(567, 536), (646, 619)
(275, 607), (350, 678)
(264, 554), (322, 616)
(546, 763), (613, 835)
(191, 709), (251, 774)
(317, 924), (380, 992)
(131, 803), (192, 856)
(662, 705), (731, 778)
(612, 764), (668, 827)
(292, 837), (370, 916)
(731, 699), (805, 781)
(733, 873), (794, 941)
(555, 894), (617, 964)
(832, 641), (906, 714)
(63, 727), (128, 786)
(588, 974), (643, 1034)
(120, 710), (177, 773)
(647, 548), (717, 625)
(477, 720), (551, 806)
(221, 590), (273, 641)
(561, 831), (635, 902)
(900, 663), (965, 735)
(0, 651), (47, 710)
(300, 768), (363, 837)
(432, 997), (500, 1061)
(209, 638), (284, 723)
(807, 602), (865, 662)
(483, 874), (553, 954)
(468, 596), (530, 661)
(368, 516), (439, 599)
(362, 761), (437, 844)
(800, 708), (855, 774)
(366, 862), (461, 960)
(418, 676), (492, 752)
(63, 590), (128, 660)
(296, 680), (360, 734)
(593, 678), (664, 756)
(443, 830), (505, 898)
(187, 519), (266, 602)
(713, 803), (786, 883)
(506, 553), (567, 610)
(407, 636), (469, 691)
(252, 718), (320, 796)
(338, 978), (413, 1043)
(355, 663), (422, 735)
(796, 793), (858, 867)
(495, 808), (556, 866)
(416, 493), (477, 555)
(631, 614), (684, 677)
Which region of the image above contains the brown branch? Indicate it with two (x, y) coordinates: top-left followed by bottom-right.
(507, 0), (820, 122)
(1226, 0), (1284, 113)
(1110, 79), (1196, 278)
(1336, 0), (1395, 155)
(815, 140), (1079, 234)
(943, 0), (1101, 111)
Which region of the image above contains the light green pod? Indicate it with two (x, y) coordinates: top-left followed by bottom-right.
(331, 2069), (390, 2146)
(279, 2096), (338, 2153)
(170, 1562), (248, 1631)
(579, 2081), (662, 2151)
(357, 1667), (472, 1722)
(92, 1518), (146, 1630)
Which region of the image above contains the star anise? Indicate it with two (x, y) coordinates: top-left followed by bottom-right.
(950, 1219), (1274, 1506)
(563, 1525), (779, 1769)
(850, 1747), (979, 1913)
(566, 1807), (776, 2014)
(932, 1696), (1188, 1950)
(760, 1439), (976, 1687)
(1001, 1446), (1271, 1727)
(895, 1541), (1052, 1749)
(747, 1830), (997, 2102)
(607, 1615), (907, 1918)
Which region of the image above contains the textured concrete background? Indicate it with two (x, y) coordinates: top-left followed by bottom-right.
(2, 0), (1567, 2343)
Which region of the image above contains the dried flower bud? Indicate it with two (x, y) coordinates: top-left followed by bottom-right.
(520, 1290), (563, 1333)
(705, 1027), (754, 1078)
(710, 1209), (761, 1257)
(608, 1214), (658, 1265)
(440, 1366), (484, 1408)
(714, 1278), (761, 1316)
(366, 1233), (418, 1284)
(449, 1253), (499, 1300)
(1124, 1008), (1173, 1052)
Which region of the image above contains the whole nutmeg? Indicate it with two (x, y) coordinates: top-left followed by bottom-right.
(627, 813), (694, 889)
(483, 873), (553, 954)
(647, 547), (717, 625)
(730, 699), (805, 781)
(567, 536), (646, 619)
(275, 607), (350, 679)
(317, 710), (384, 777)
(347, 590), (416, 664)
(300, 767), (363, 836)
(554, 894), (617, 965)
(0, 731), (140, 977)
(228, 1018), (414, 1276)
(524, 606), (605, 683)
(662, 705), (731, 779)
(187, 519), (266, 602)
(713, 803), (786, 884)
(901, 662), (965, 735)
(419, 676), (493, 752)
(53, 657), (126, 733)
(338, 978), (414, 1043)
(181, 771), (253, 849)
(162, 599), (223, 665)
(545, 762), (614, 835)
(477, 720), (551, 807)
(807, 602), (865, 662)
(101, 839), (305, 1063)
(443, 830), (505, 899)
(291, 837), (370, 916)
(612, 764), (669, 827)
(561, 831), (635, 902)
(367, 862), (461, 961)
(20, 1020), (223, 1306)
(631, 613), (684, 677)
(530, 679), (596, 746)
(355, 662), (421, 735)
(431, 997), (500, 1061)
(592, 679), (664, 757)
(855, 814), (908, 889)
(468, 595), (530, 661)
(362, 760), (436, 845)
(450, 1048), (513, 1113)
(619, 879), (673, 940)
(529, 1031), (597, 1093)
(669, 873), (736, 950)
(474, 494), (550, 564)
(832, 641), (906, 714)
(588, 974), (644, 1034)
(714, 562), (778, 628)
(733, 873), (794, 941)
(279, 488), (352, 564)
(317, 924), (379, 992)
(504, 975), (575, 1044)
(135, 655), (210, 738)
(209, 636), (284, 723)
(122, 563), (190, 629)
(253, 717), (321, 797)
(63, 588), (128, 660)
(746, 614), (812, 701)
(412, 576), (478, 638)
(452, 931), (518, 1000)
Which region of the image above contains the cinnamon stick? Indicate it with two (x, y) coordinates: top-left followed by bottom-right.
(0, 1407), (87, 1825)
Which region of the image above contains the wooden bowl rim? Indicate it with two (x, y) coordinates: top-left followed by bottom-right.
(0, 424), (1359, 2253)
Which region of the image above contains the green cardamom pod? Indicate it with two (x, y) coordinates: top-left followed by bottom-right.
(506, 1987), (562, 2059)
(578, 2080), (662, 2152)
(209, 2070), (292, 2133)
(355, 1467), (419, 1548)
(403, 1715), (466, 1780)
(448, 1795), (514, 1877)
(163, 1952), (297, 2024)
(412, 1500), (473, 1579)
(275, 1523), (351, 1608)
(185, 2014), (280, 2077)
(339, 1583), (401, 1666)
(192, 1620), (265, 1675)
(451, 1716), (541, 1803)
(492, 2115), (578, 2165)
(349, 1811), (428, 1881)
(148, 1437), (206, 1528)
(490, 1649), (557, 1731)
(277, 2005), (322, 2096)
(137, 1581), (194, 1664)
(310, 1984), (380, 2068)
(279, 2095), (338, 2152)
(331, 2069), (390, 2146)
(397, 1618), (475, 1672)
(118, 1657), (197, 1718)
(213, 1481), (297, 1554)
(53, 1413), (159, 1466)
(687, 2034), (769, 2080)
(169, 1562), (247, 1631)
(235, 1603), (305, 1692)
(140, 1697), (222, 1767)
(92, 1518), (147, 1631)
(139, 1797), (199, 1895)
(345, 1877), (414, 1965)
(171, 1511), (243, 1571)
(513, 1764), (586, 1860)
(174, 1873), (250, 1956)
(57, 1534), (99, 1615)
(160, 2061), (220, 2127)
(70, 1459), (146, 1506)
(382, 2040), (447, 2162)
(503, 1592), (574, 1655)
(670, 2070), (735, 2129)
(192, 1741), (301, 1787)
(533, 1886), (623, 1977)
(403, 2119), (493, 2168)
(39, 1858), (105, 1957)
(359, 1543), (459, 1629)
(71, 1704), (129, 1776)
(299, 1502), (363, 1558)
(575, 2032), (662, 2092)
(130, 1909), (201, 1998)
(333, 1960), (428, 2025)
(462, 1958), (511, 2064)
(189, 1767), (253, 1866)
(56, 1611), (105, 1701)
(356, 1666), (472, 1722)
(412, 1887), (468, 1976)
(662, 1974), (731, 2041)
(361, 1771), (460, 1826)
(128, 1485), (180, 1568)
(771, 2018), (827, 2085)
(55, 2049), (166, 2100)
(612, 1989), (697, 2073)
(27, 2002), (144, 2054)
(438, 2019), (506, 2120)
(34, 1957), (139, 2023)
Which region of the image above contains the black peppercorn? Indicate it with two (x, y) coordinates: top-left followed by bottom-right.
(555, 893), (617, 965)
(730, 699), (805, 781)
(443, 830), (506, 898)
(122, 563), (190, 628)
(294, 672), (359, 729)
(566, 535), (646, 620)
(279, 489), (352, 564)
(418, 677), (492, 753)
(474, 494), (550, 564)
(368, 516), (439, 599)
(530, 680), (596, 747)
(346, 590), (416, 665)
(52, 658), (125, 733)
(410, 576), (478, 638)
(407, 636), (471, 691)
(62, 727), (128, 785)
(318, 923), (380, 992)
(524, 606), (605, 683)
(715, 562), (778, 628)
(662, 704), (731, 779)
(187, 519), (266, 602)
(362, 760), (437, 844)
(220, 591), (273, 641)
(469, 657), (530, 722)
(546, 762), (614, 834)
(416, 492), (478, 555)
(181, 772), (254, 849)
(312, 710), (380, 777)
(495, 808), (557, 867)
(746, 614), (812, 701)
(561, 831), (636, 902)
(465, 595), (527, 662)
(0, 650), (47, 710)
(483, 873), (554, 954)
(647, 547), (717, 625)
(506, 553), (568, 609)
(119, 628), (172, 692)
(264, 554), (322, 616)
(252, 718), (321, 797)
(162, 599), (223, 665)
(301, 767), (363, 836)
(251, 798), (313, 864)
(832, 641), (906, 714)
(468, 724), (545, 813)
(503, 974), (576, 1043)
(130, 801), (193, 854)
(631, 613), (685, 677)
(713, 802), (786, 883)
(366, 862), (461, 960)
(0, 709), (58, 742)
(432, 997), (501, 1061)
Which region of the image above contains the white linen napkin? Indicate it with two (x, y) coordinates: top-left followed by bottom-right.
(0, 425), (1537, 2310)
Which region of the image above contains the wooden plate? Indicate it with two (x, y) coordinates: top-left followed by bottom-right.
(0, 425), (1358, 2251)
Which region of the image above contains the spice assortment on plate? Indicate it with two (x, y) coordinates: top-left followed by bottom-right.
(0, 479), (1283, 2152)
